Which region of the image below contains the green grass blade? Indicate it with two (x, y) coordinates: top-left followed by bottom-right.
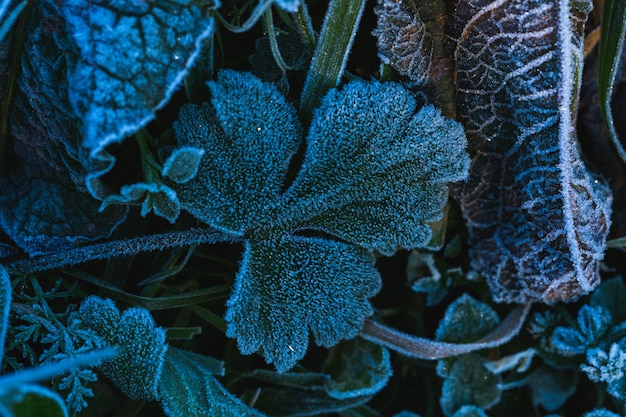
(598, 0), (626, 164)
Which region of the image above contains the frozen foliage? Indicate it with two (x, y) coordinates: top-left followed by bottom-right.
(0, 0), (220, 254)
(159, 347), (266, 417)
(581, 344), (626, 383)
(453, 0), (612, 303)
(78, 296), (168, 400)
(173, 70), (470, 371)
(435, 294), (500, 344)
(552, 305), (612, 356)
(173, 70), (302, 234)
(322, 338), (392, 399)
(583, 410), (623, 417)
(452, 406), (489, 417)
(62, 0), (218, 156)
(373, 0), (431, 84)
(439, 354), (501, 417)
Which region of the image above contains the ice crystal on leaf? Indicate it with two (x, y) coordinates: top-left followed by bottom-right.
(172, 69), (470, 372)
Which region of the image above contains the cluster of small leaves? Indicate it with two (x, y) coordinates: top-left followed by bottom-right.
(7, 277), (105, 412)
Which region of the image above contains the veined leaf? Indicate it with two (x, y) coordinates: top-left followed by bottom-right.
(598, 0), (626, 164)
(454, 0), (612, 303)
(159, 347), (265, 417)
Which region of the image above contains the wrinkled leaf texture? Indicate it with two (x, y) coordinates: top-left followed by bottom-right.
(0, 0), (217, 255)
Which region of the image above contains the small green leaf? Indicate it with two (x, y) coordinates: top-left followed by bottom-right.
(435, 294), (500, 344)
(162, 147), (205, 184)
(439, 354), (501, 417)
(0, 264), (10, 364)
(78, 297), (168, 400)
(0, 384), (67, 417)
(323, 338), (391, 400)
(598, 0), (626, 164)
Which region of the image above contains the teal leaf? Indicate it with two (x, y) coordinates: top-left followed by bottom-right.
(0, 264), (9, 364)
(225, 236), (381, 373)
(323, 338), (391, 400)
(162, 147), (205, 184)
(0, 178), (126, 256)
(172, 71), (469, 371)
(78, 296), (168, 400)
(0, 0), (25, 42)
(552, 305), (612, 356)
(439, 354), (501, 417)
(62, 0), (218, 155)
(173, 70), (302, 234)
(527, 367), (577, 411)
(0, 384), (67, 417)
(158, 347), (262, 417)
(435, 294), (500, 344)
(452, 406), (488, 417)
(287, 81), (469, 255)
(590, 276), (626, 324)
(598, 0), (626, 164)
(454, 0), (612, 303)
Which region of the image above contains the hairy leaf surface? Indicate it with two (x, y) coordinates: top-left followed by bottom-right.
(173, 70), (469, 372)
(453, 0), (611, 303)
(225, 236), (381, 373)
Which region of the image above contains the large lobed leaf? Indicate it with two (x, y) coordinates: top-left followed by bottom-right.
(225, 236), (381, 373)
(453, 0), (612, 303)
(173, 70), (469, 371)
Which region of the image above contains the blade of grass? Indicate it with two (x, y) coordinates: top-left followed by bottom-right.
(598, 0), (626, 164)
(299, 0), (366, 118)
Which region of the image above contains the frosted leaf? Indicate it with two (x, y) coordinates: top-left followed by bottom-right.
(78, 297), (168, 400)
(225, 236), (381, 373)
(440, 354), (501, 417)
(162, 147), (205, 184)
(435, 294), (500, 344)
(286, 81), (469, 255)
(453, 0), (612, 303)
(373, 0), (431, 84)
(173, 70), (302, 234)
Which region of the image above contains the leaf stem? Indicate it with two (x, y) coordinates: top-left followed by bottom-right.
(299, 0), (366, 118)
(360, 303), (532, 359)
(6, 228), (239, 274)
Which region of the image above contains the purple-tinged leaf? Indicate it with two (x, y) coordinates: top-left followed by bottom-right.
(453, 0), (611, 303)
